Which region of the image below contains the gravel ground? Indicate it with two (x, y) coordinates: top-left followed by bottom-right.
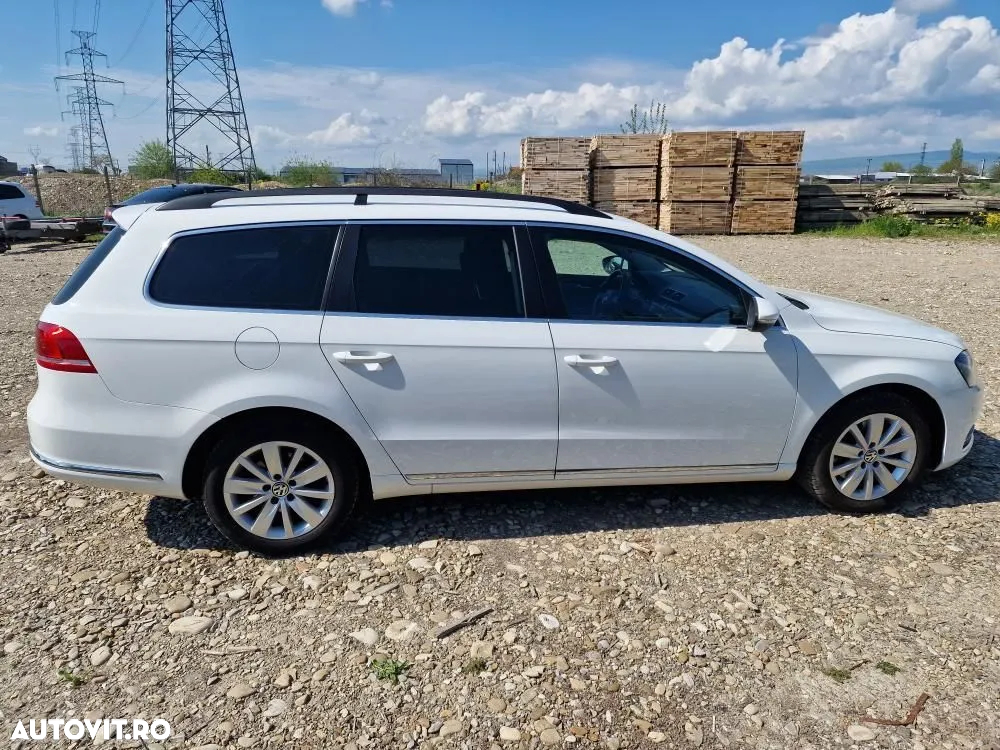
(1, 235), (998, 750)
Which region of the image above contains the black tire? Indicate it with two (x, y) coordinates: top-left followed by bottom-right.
(797, 391), (931, 513)
(202, 421), (362, 555)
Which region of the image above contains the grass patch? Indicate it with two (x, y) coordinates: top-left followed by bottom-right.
(804, 215), (1000, 239)
(370, 657), (411, 683)
(821, 666), (853, 683)
(57, 668), (88, 688)
(462, 657), (488, 674)
(876, 660), (901, 675)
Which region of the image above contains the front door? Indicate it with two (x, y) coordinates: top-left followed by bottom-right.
(320, 222), (558, 482)
(530, 225), (798, 474)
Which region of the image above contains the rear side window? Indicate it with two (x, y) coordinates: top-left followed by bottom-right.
(52, 227), (125, 305)
(352, 224), (524, 318)
(0, 185), (26, 199)
(149, 225), (338, 310)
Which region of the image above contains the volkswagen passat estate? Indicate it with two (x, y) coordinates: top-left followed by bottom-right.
(27, 188), (982, 553)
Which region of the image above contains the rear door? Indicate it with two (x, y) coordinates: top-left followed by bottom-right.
(319, 222), (558, 483)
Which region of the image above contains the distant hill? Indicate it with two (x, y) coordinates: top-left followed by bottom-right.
(802, 150), (999, 176)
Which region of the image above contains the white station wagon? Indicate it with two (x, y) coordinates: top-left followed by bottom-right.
(27, 189), (982, 553)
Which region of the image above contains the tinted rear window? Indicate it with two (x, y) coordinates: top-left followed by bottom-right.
(52, 227), (125, 305)
(353, 224), (524, 318)
(0, 184), (26, 200)
(149, 225), (338, 310)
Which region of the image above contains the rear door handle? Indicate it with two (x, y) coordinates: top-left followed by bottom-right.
(564, 354), (619, 367)
(332, 351), (395, 364)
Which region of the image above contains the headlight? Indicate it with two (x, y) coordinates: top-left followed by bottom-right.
(955, 349), (978, 387)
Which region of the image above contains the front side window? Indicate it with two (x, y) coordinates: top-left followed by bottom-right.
(534, 227), (748, 326)
(352, 224), (524, 318)
(0, 185), (26, 200)
(149, 225), (338, 310)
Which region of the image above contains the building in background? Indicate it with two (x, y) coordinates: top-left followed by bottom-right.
(439, 158), (474, 185)
(0, 156), (18, 177)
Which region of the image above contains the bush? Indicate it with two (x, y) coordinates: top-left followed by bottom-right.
(281, 159), (338, 187)
(867, 215), (913, 237)
(986, 213), (1000, 231)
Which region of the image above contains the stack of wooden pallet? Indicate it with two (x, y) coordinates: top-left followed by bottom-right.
(731, 131), (804, 234)
(520, 137), (591, 203)
(590, 134), (661, 226)
(795, 184), (877, 230)
(658, 131), (737, 234)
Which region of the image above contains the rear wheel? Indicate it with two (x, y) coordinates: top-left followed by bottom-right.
(798, 392), (931, 513)
(202, 423), (361, 554)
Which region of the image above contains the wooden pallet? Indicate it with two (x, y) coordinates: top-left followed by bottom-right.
(732, 199), (796, 234)
(521, 169), (590, 203)
(661, 131), (737, 167)
(592, 166), (657, 202)
(735, 165), (800, 200)
(590, 135), (661, 168)
(736, 131), (805, 165)
(594, 201), (658, 227)
(520, 137), (592, 170)
(658, 201), (732, 235)
(660, 166), (733, 201)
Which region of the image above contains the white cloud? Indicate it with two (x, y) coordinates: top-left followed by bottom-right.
(321, 0), (367, 16)
(23, 125), (58, 137)
(894, 0), (955, 15)
(306, 113), (376, 145)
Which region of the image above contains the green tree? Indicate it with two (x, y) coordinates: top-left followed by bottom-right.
(937, 138), (966, 174)
(880, 160), (905, 172)
(281, 158), (338, 187)
(620, 100), (669, 135)
(130, 140), (176, 179)
(188, 166), (235, 185)
(989, 158), (1000, 182)
(910, 163), (933, 176)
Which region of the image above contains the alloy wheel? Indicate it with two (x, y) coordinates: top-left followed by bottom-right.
(828, 413), (917, 502)
(223, 441), (336, 539)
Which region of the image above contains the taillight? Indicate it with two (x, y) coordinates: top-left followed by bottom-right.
(35, 322), (97, 373)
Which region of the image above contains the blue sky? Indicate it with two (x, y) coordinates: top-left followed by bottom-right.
(1, 0), (998, 172)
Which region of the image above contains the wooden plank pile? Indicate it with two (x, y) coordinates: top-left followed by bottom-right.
(590, 135), (661, 225)
(731, 131), (803, 234)
(658, 131), (736, 234)
(795, 183), (878, 230)
(519, 137), (591, 203)
(871, 184), (977, 219)
(521, 130), (805, 234)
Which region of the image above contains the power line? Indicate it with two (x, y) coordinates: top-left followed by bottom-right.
(91, 0), (101, 34)
(114, 0), (155, 65)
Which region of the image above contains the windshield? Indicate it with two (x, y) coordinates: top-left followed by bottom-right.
(122, 185), (235, 205)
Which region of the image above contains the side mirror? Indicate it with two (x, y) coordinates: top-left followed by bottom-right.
(601, 255), (624, 275)
(748, 296), (780, 332)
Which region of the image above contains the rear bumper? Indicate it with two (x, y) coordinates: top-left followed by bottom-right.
(27, 368), (216, 498)
(935, 384), (983, 471)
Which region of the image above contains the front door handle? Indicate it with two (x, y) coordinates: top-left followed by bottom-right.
(564, 354), (619, 367)
(332, 351), (395, 365)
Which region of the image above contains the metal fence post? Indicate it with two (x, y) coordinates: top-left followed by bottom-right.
(102, 166), (114, 213)
(31, 165), (45, 216)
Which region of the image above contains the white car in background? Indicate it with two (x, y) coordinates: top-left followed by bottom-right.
(0, 181), (43, 219)
(26, 188), (983, 554)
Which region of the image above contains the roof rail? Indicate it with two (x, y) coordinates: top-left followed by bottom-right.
(156, 186), (610, 218)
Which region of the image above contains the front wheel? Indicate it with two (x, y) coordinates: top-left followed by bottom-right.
(202, 423), (361, 555)
(798, 393), (931, 513)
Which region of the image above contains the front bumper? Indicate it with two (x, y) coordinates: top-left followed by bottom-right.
(935, 384), (984, 471)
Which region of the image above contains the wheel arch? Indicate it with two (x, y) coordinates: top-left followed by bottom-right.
(796, 382), (945, 472)
(182, 406), (372, 502)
